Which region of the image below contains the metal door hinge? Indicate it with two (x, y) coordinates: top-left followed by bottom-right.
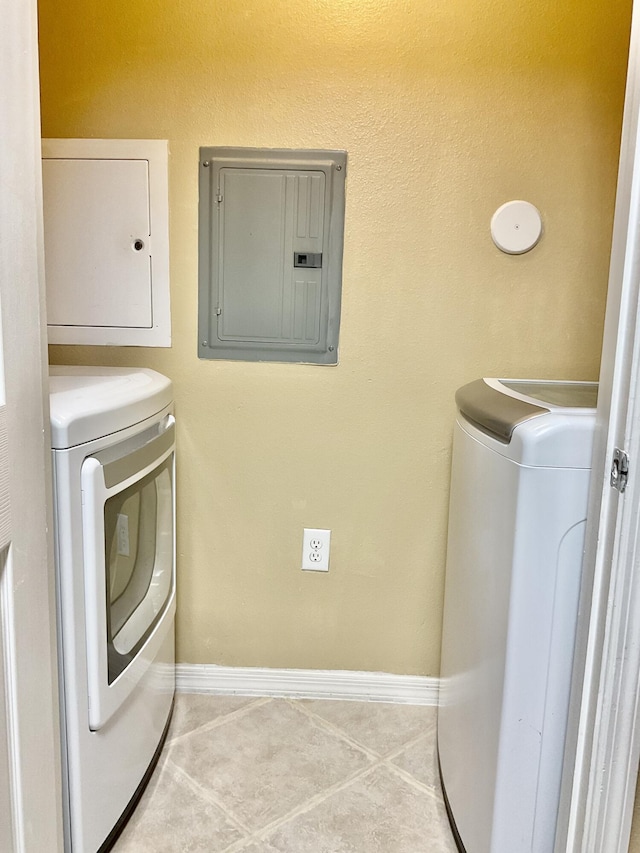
(215, 307), (221, 316)
(611, 448), (629, 493)
(216, 192), (223, 204)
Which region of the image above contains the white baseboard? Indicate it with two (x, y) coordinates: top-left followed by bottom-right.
(175, 664), (439, 706)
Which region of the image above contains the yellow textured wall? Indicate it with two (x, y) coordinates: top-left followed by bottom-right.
(632, 783), (640, 853)
(38, 0), (632, 674)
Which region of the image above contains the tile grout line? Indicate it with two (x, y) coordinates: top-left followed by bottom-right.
(382, 724), (438, 763)
(287, 697), (439, 767)
(284, 698), (384, 760)
(244, 708), (446, 842)
(220, 761), (386, 853)
(166, 696), (273, 745)
(382, 758), (442, 802)
(224, 747), (447, 853)
(166, 697), (382, 847)
(166, 757), (255, 839)
(144, 696), (448, 852)
(282, 699), (444, 805)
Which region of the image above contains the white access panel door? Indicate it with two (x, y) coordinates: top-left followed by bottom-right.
(42, 138), (171, 347)
(43, 157), (152, 328)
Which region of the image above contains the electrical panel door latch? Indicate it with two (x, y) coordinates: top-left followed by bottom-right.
(294, 252), (322, 269)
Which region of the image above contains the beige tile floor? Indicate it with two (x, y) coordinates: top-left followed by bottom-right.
(112, 694), (459, 853)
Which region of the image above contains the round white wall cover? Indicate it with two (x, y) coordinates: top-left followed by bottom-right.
(491, 200), (543, 254)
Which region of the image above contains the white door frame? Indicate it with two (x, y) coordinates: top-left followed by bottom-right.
(558, 3), (640, 851)
(0, 0), (63, 850)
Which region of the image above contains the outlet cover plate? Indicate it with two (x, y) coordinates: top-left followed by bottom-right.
(302, 528), (331, 572)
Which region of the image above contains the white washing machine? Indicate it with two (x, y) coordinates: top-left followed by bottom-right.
(49, 366), (176, 852)
(438, 378), (598, 853)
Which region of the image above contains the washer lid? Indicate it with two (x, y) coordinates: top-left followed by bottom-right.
(456, 379), (549, 443)
(49, 366), (173, 449)
(456, 377), (598, 467)
(497, 379), (598, 409)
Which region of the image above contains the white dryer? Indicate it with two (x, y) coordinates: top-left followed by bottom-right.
(438, 378), (597, 853)
(49, 366), (176, 852)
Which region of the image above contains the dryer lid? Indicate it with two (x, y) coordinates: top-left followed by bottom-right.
(49, 366), (173, 448)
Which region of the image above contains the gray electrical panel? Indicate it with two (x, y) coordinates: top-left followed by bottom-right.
(198, 147), (346, 364)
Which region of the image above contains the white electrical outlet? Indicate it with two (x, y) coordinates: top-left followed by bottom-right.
(302, 528), (331, 572)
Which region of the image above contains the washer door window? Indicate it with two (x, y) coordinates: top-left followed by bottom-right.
(81, 415), (176, 731)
